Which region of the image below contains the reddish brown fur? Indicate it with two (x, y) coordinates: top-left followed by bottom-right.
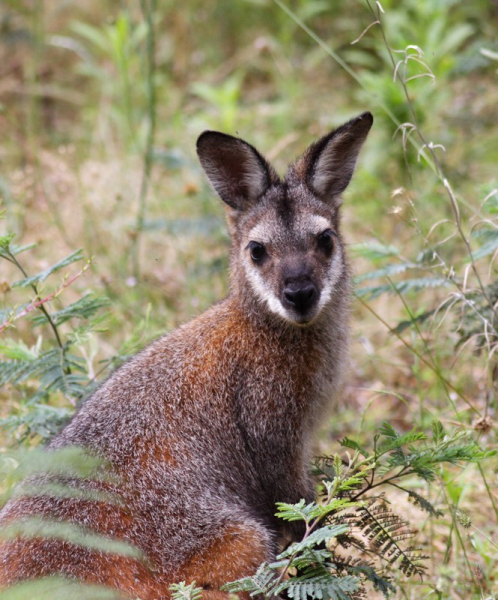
(0, 525), (267, 600)
(0, 115), (372, 598)
(175, 525), (269, 598)
(0, 538), (149, 591)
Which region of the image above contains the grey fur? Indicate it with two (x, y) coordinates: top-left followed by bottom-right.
(0, 113), (373, 598)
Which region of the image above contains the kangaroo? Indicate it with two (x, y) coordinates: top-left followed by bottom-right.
(0, 112), (373, 599)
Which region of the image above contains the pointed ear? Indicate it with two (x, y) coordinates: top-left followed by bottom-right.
(293, 112), (373, 204)
(196, 131), (278, 211)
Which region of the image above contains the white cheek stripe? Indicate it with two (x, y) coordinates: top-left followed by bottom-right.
(244, 262), (292, 321)
(317, 246), (344, 312)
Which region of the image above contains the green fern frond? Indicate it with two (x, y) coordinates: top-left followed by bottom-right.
(391, 307), (437, 334)
(407, 491), (443, 517)
(283, 574), (361, 600)
(0, 517), (143, 560)
(0, 338), (40, 361)
(470, 228), (498, 260)
(276, 498), (315, 523)
(279, 524), (350, 559)
(11, 249), (84, 288)
(378, 431), (430, 454)
(350, 242), (400, 260)
(339, 438), (370, 458)
(0, 404), (73, 441)
(353, 262), (413, 284)
(4, 241), (37, 257)
(0, 233), (16, 253)
(169, 581), (203, 600)
(222, 562), (278, 596)
(355, 277), (450, 300)
(0, 576), (122, 600)
(2, 446), (107, 483)
(31, 294), (111, 327)
(0, 345), (89, 406)
(431, 420), (446, 444)
(332, 557), (395, 598)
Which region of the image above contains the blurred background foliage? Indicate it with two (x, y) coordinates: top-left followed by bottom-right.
(1, 0), (498, 598)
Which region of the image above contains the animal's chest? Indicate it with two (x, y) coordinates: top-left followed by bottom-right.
(232, 350), (321, 450)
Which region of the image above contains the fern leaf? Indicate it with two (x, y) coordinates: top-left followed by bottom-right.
(169, 581), (203, 600)
(31, 294), (111, 327)
(0, 517), (143, 560)
(353, 262), (413, 284)
(331, 555), (395, 599)
(285, 574), (360, 600)
(7, 242), (37, 257)
(0, 405), (73, 441)
(339, 438), (369, 458)
(0, 346), (88, 402)
(407, 491), (443, 516)
(222, 562), (278, 596)
(12, 249), (84, 288)
(4, 446), (106, 482)
(355, 277), (450, 300)
(378, 422), (398, 439)
(350, 242), (400, 260)
(391, 307), (437, 334)
(0, 233), (16, 253)
(376, 429), (428, 456)
(0, 338), (39, 361)
(275, 499), (317, 523)
(279, 524), (350, 559)
(431, 420), (446, 444)
(0, 577), (123, 600)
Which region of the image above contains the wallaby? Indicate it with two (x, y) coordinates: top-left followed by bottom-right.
(0, 112), (373, 599)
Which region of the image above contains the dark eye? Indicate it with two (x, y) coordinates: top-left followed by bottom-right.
(248, 241), (266, 262)
(318, 229), (334, 252)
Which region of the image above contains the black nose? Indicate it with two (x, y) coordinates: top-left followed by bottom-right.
(283, 283), (317, 314)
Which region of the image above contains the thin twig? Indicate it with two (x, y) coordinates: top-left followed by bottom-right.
(131, 0), (157, 279)
(0, 266), (88, 333)
(355, 294), (480, 415)
(7, 251), (65, 350)
(366, 0), (496, 322)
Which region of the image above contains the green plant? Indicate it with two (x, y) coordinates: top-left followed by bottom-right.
(0, 229), (111, 443)
(190, 74), (245, 132)
(267, 1), (498, 595)
(69, 13), (149, 147)
(224, 421), (495, 599)
(169, 581), (203, 600)
(1, 0), (497, 597)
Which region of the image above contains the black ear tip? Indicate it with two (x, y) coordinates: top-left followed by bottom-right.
(196, 130), (221, 151)
(357, 111), (374, 128)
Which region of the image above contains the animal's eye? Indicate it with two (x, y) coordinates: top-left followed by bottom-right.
(318, 229), (334, 252)
(248, 241), (266, 262)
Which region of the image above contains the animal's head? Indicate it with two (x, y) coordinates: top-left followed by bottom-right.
(197, 113), (373, 325)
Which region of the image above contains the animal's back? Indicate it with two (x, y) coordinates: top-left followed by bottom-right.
(0, 298), (340, 597)
(0, 113), (372, 599)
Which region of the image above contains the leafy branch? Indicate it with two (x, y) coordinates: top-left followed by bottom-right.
(225, 421), (495, 599)
(0, 232), (111, 442)
(0, 235), (83, 350)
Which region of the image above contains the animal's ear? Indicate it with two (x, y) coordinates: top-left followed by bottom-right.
(293, 112), (373, 204)
(196, 131), (278, 211)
